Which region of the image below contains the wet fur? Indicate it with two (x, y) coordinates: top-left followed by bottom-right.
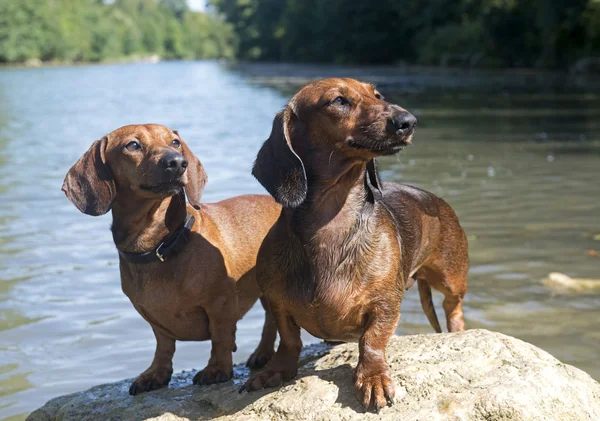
(241, 79), (469, 411)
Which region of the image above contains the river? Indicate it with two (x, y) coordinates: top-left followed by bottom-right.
(0, 61), (598, 420)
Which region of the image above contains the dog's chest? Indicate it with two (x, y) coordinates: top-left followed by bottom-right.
(281, 225), (401, 341)
(120, 268), (210, 341)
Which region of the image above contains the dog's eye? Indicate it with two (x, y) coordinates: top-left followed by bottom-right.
(331, 96), (350, 106)
(374, 92), (384, 100)
(171, 139), (181, 148)
(125, 141), (141, 152)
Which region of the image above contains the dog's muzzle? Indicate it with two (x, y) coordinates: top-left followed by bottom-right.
(387, 111), (417, 136)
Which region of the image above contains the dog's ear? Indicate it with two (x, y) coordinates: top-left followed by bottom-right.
(252, 108), (307, 208)
(366, 158), (383, 201)
(62, 137), (116, 216)
(179, 136), (207, 210)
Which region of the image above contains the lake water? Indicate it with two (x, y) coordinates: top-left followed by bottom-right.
(0, 61), (599, 420)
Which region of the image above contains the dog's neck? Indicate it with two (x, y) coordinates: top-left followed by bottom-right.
(283, 155), (381, 303)
(111, 192), (189, 253)
(291, 155), (373, 238)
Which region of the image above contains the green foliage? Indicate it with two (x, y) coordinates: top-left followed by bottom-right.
(584, 1), (600, 55)
(210, 0), (600, 68)
(0, 0), (235, 63)
(3, 0), (596, 68)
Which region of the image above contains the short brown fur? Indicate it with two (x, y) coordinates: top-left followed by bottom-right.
(62, 124), (281, 395)
(241, 79), (468, 411)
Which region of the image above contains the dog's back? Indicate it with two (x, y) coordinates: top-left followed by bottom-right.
(202, 194), (281, 261)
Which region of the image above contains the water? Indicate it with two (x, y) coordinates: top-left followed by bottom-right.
(0, 61), (599, 420)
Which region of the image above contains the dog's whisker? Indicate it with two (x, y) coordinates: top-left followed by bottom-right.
(328, 150), (335, 168)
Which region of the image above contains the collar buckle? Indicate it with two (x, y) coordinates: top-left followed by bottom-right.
(155, 242), (166, 262)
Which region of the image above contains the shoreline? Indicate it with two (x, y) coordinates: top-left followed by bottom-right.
(0, 54), (163, 70)
(1, 57), (595, 75)
(5, 58), (600, 95)
(226, 61), (600, 94)
(5, 57), (600, 89)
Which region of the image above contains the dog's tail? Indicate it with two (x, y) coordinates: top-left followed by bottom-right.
(418, 280), (442, 333)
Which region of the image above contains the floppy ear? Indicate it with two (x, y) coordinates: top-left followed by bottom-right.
(179, 137), (207, 210)
(62, 137), (116, 216)
(252, 108), (307, 208)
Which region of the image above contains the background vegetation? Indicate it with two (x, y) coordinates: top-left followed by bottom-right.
(2, 0), (600, 69)
(0, 0), (234, 63)
(210, 0), (600, 69)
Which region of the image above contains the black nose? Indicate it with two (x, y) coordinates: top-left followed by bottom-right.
(389, 111), (417, 135)
(159, 152), (188, 176)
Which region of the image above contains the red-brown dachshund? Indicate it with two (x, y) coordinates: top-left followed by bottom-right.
(62, 124), (281, 395)
(240, 79), (469, 411)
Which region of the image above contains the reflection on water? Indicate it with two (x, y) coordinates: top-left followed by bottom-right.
(0, 62), (599, 420)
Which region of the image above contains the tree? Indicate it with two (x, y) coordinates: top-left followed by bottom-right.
(0, 0), (235, 63)
(210, 0), (599, 68)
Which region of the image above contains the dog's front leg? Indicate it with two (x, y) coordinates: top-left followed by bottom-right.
(240, 302), (302, 391)
(354, 301), (400, 412)
(193, 295), (237, 385)
(129, 328), (175, 395)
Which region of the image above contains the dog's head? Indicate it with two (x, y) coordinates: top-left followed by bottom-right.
(62, 124), (207, 216)
(252, 78), (416, 208)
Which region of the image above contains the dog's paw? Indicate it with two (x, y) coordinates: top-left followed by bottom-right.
(354, 370), (395, 412)
(129, 368), (172, 396)
(246, 347), (275, 369)
(193, 364), (232, 386)
(238, 367), (296, 393)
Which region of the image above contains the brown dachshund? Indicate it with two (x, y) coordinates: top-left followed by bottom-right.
(240, 79), (469, 411)
(62, 124), (281, 395)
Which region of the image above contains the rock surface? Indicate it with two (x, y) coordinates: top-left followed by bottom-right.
(27, 329), (600, 421)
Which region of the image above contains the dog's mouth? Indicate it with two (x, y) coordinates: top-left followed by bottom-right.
(347, 131), (413, 155)
(140, 179), (185, 195)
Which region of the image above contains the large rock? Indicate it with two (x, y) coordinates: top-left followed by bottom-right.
(27, 329), (600, 421)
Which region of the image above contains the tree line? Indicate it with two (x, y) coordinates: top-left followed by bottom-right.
(2, 0), (599, 69)
(209, 0), (600, 69)
(0, 0), (235, 64)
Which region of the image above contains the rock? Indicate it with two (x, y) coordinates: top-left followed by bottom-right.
(27, 329), (600, 421)
(542, 272), (600, 292)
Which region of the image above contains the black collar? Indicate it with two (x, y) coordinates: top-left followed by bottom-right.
(118, 214), (195, 264)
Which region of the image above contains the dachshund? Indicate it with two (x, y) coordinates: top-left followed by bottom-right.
(240, 79), (469, 412)
(62, 124), (281, 395)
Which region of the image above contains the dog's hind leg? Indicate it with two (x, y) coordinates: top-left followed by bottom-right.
(414, 261), (467, 332)
(443, 289), (466, 332)
(417, 279), (442, 333)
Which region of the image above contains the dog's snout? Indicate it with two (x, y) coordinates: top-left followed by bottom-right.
(159, 152), (188, 176)
(389, 111), (417, 135)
